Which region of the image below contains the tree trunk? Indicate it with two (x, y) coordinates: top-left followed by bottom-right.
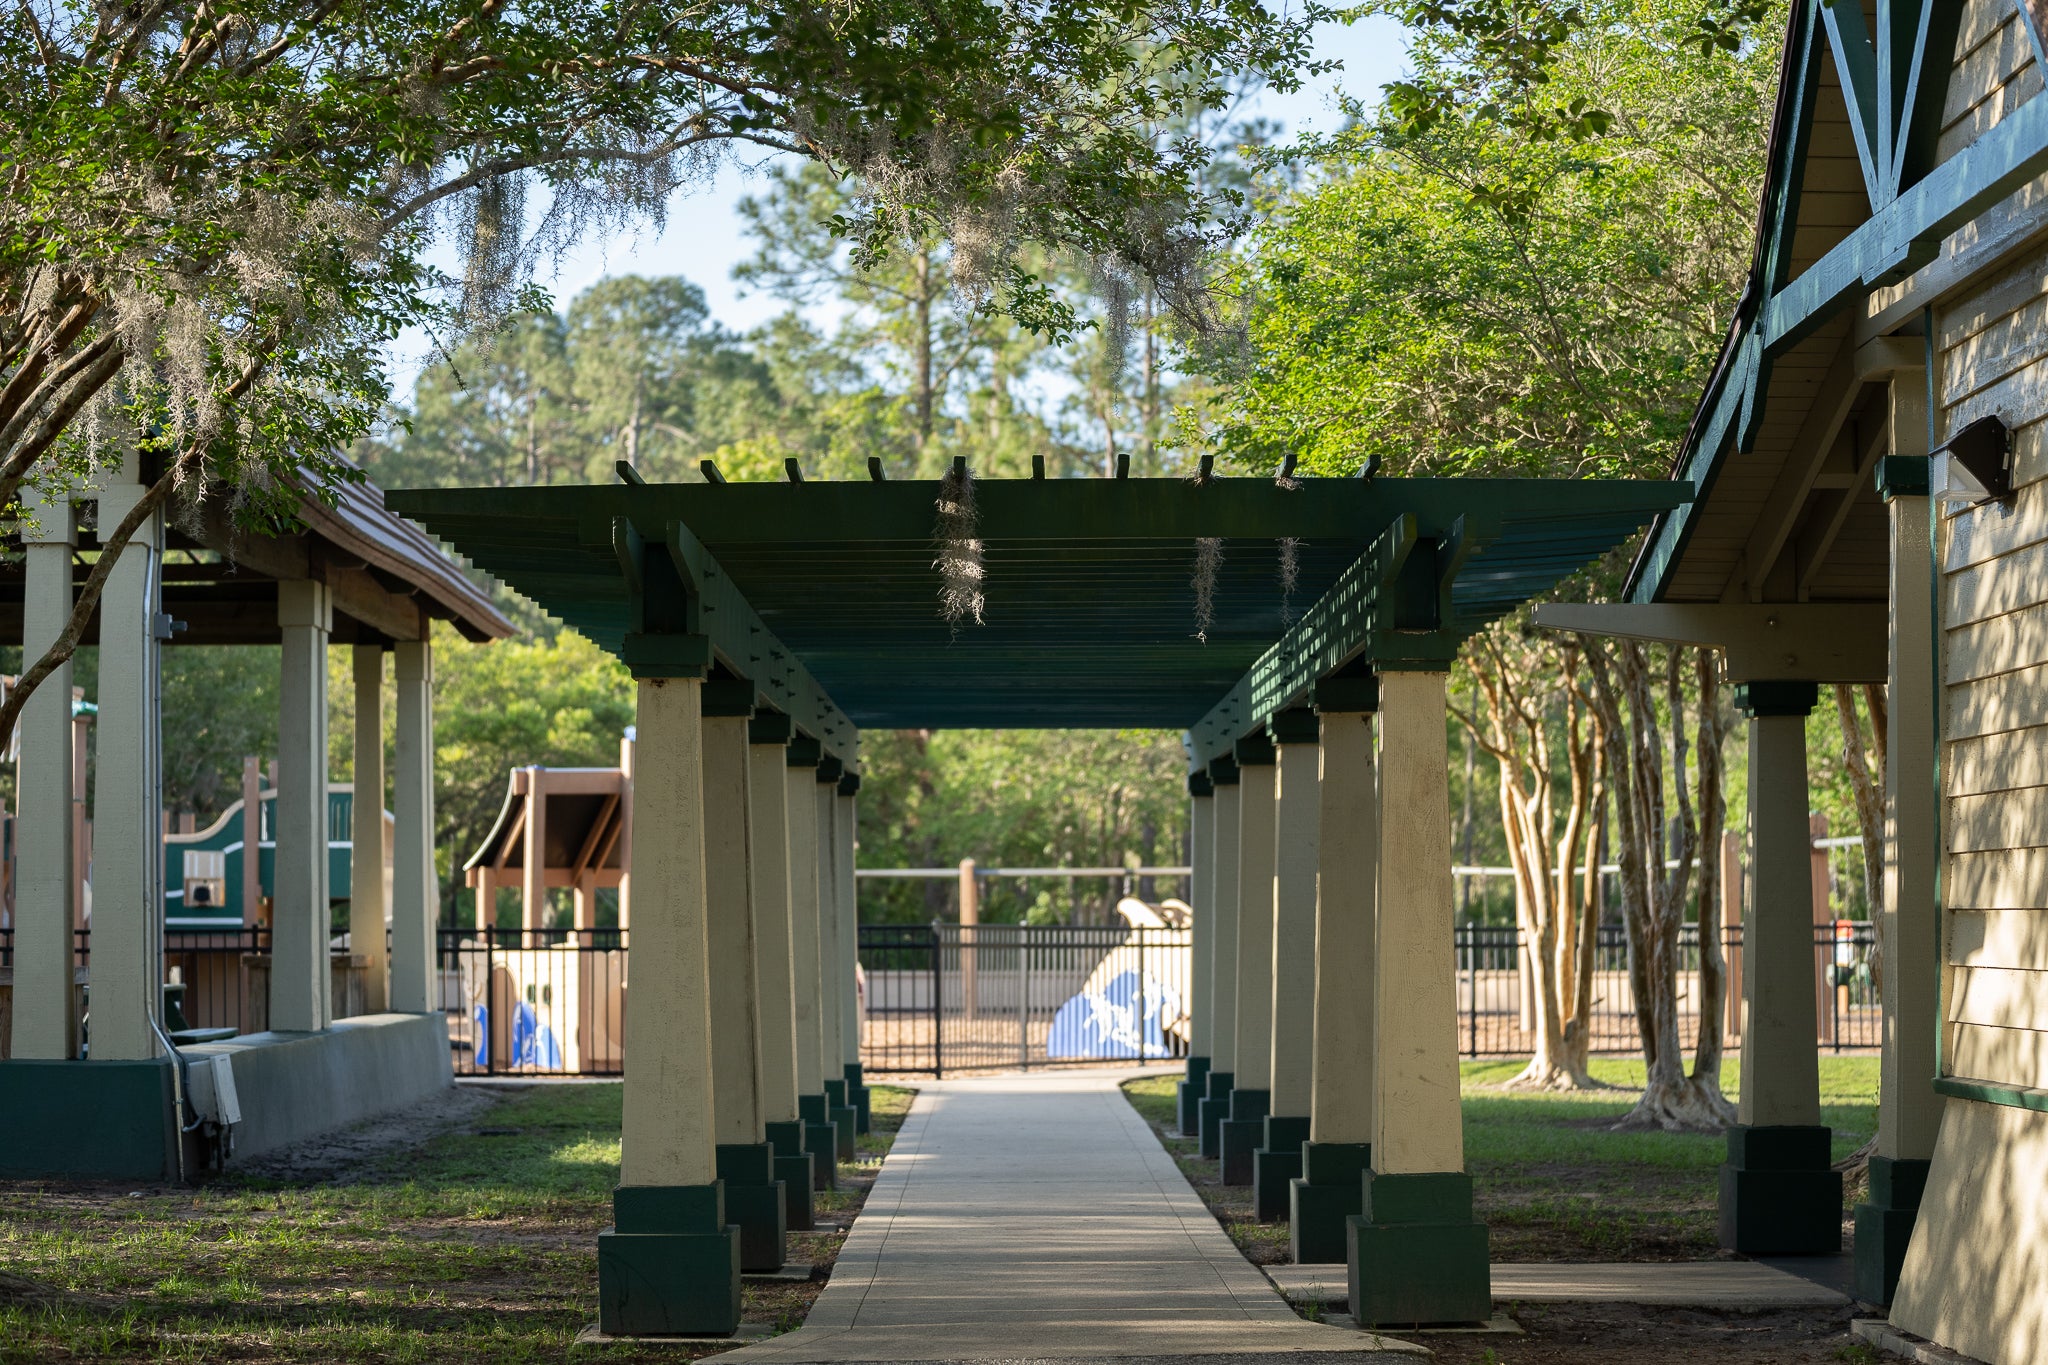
(1584, 638), (1736, 1132)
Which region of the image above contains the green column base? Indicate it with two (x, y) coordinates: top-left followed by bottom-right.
(1178, 1056), (1212, 1135)
(1220, 1088), (1269, 1186)
(598, 1183), (742, 1337)
(0, 1058), (179, 1181)
(798, 1092), (827, 1124)
(715, 1144), (787, 1272)
(1717, 1125), (1842, 1256)
(1347, 1171), (1491, 1328)
(766, 1125), (815, 1228)
(1290, 1142), (1370, 1264)
(1853, 1156), (1930, 1305)
(843, 1064), (871, 1135)
(823, 1078), (847, 1109)
(1198, 1070), (1233, 1158)
(803, 1122), (839, 1190)
(830, 1107), (859, 1160)
(1253, 1115), (1310, 1222)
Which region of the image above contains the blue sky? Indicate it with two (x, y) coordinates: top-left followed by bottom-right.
(384, 13), (1410, 396)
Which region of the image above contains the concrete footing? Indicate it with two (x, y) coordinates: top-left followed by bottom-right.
(1198, 1069), (1233, 1159)
(843, 1064), (871, 1136)
(1717, 1124), (1842, 1256)
(1177, 1056), (1211, 1136)
(764, 1122), (817, 1230)
(1291, 1141), (1369, 1263)
(1253, 1114), (1309, 1221)
(1347, 1170), (1491, 1328)
(1220, 1087), (1269, 1186)
(798, 1093), (838, 1190)
(597, 1183), (742, 1337)
(1854, 1156), (1930, 1305)
(715, 1143), (788, 1272)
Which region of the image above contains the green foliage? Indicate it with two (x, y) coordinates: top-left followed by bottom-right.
(163, 646), (282, 820)
(1192, 0), (1781, 486)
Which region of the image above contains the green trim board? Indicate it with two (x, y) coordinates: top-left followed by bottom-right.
(1629, 0), (2025, 605)
(390, 477), (1684, 745)
(1933, 1076), (2048, 1113)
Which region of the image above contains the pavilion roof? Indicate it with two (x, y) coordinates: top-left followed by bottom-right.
(389, 474), (1687, 767)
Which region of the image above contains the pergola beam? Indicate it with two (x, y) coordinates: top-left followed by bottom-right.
(1532, 602), (1889, 681)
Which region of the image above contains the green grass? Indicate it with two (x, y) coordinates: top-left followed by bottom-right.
(0, 1083), (915, 1364)
(1125, 1056), (1879, 1265)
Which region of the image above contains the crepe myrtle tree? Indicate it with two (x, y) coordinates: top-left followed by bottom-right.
(0, 0), (1324, 737)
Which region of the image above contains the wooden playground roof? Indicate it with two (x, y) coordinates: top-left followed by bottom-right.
(390, 474), (1687, 766)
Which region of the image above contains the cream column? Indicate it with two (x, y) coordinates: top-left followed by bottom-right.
(272, 581), (333, 1033)
(835, 779), (861, 1071)
(616, 675), (717, 1187)
(814, 768), (844, 1087)
(1199, 760), (1242, 1159)
(1351, 668), (1488, 1326)
(1857, 442), (1942, 1302)
(13, 492), (78, 1058)
(1230, 739), (1278, 1096)
(389, 639), (437, 1014)
(748, 720), (800, 1123)
(1737, 685), (1823, 1129)
(1267, 711), (1321, 1121)
(1179, 774), (1215, 1136)
(1222, 735), (1278, 1185)
(350, 645), (389, 1013)
(598, 666), (737, 1342)
(1372, 672), (1463, 1171)
(90, 477), (167, 1061)
(705, 707), (765, 1144)
(1719, 679), (1839, 1256)
(786, 743), (825, 1100)
(1292, 696), (1378, 1263)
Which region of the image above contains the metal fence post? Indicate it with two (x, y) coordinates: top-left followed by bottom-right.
(1017, 926), (1030, 1070)
(930, 922), (944, 1079)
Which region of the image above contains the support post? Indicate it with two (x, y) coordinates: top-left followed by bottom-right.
(702, 688), (785, 1272)
(837, 776), (869, 1136)
(1721, 679), (1840, 1255)
(599, 668), (740, 1337)
(272, 580), (332, 1035)
(1223, 735), (1277, 1186)
(1856, 448), (1942, 1303)
(1294, 686), (1378, 1263)
(1256, 708), (1320, 1221)
(1350, 669), (1489, 1327)
(1199, 759), (1241, 1160)
(815, 759), (856, 1160)
(350, 645), (389, 1014)
(748, 713), (814, 1231)
(786, 737), (835, 1190)
(958, 856), (979, 1018)
(13, 493), (77, 1059)
(522, 766), (548, 932)
(1179, 774), (1215, 1136)
(391, 640), (436, 1014)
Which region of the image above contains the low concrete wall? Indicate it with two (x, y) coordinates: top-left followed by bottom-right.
(183, 1012), (452, 1163)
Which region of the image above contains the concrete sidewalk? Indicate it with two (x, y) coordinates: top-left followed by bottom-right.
(710, 1071), (1420, 1362)
(1266, 1259), (1851, 1308)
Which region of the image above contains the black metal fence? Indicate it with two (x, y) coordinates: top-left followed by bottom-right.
(1453, 921), (1879, 1058)
(438, 927), (629, 1076)
(859, 924), (1192, 1076)
(162, 928), (270, 1035)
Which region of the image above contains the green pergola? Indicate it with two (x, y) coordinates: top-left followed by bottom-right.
(389, 466), (1692, 1338)
(388, 473), (1690, 762)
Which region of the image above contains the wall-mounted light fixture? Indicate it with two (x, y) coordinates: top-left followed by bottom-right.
(1932, 414), (2014, 509)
